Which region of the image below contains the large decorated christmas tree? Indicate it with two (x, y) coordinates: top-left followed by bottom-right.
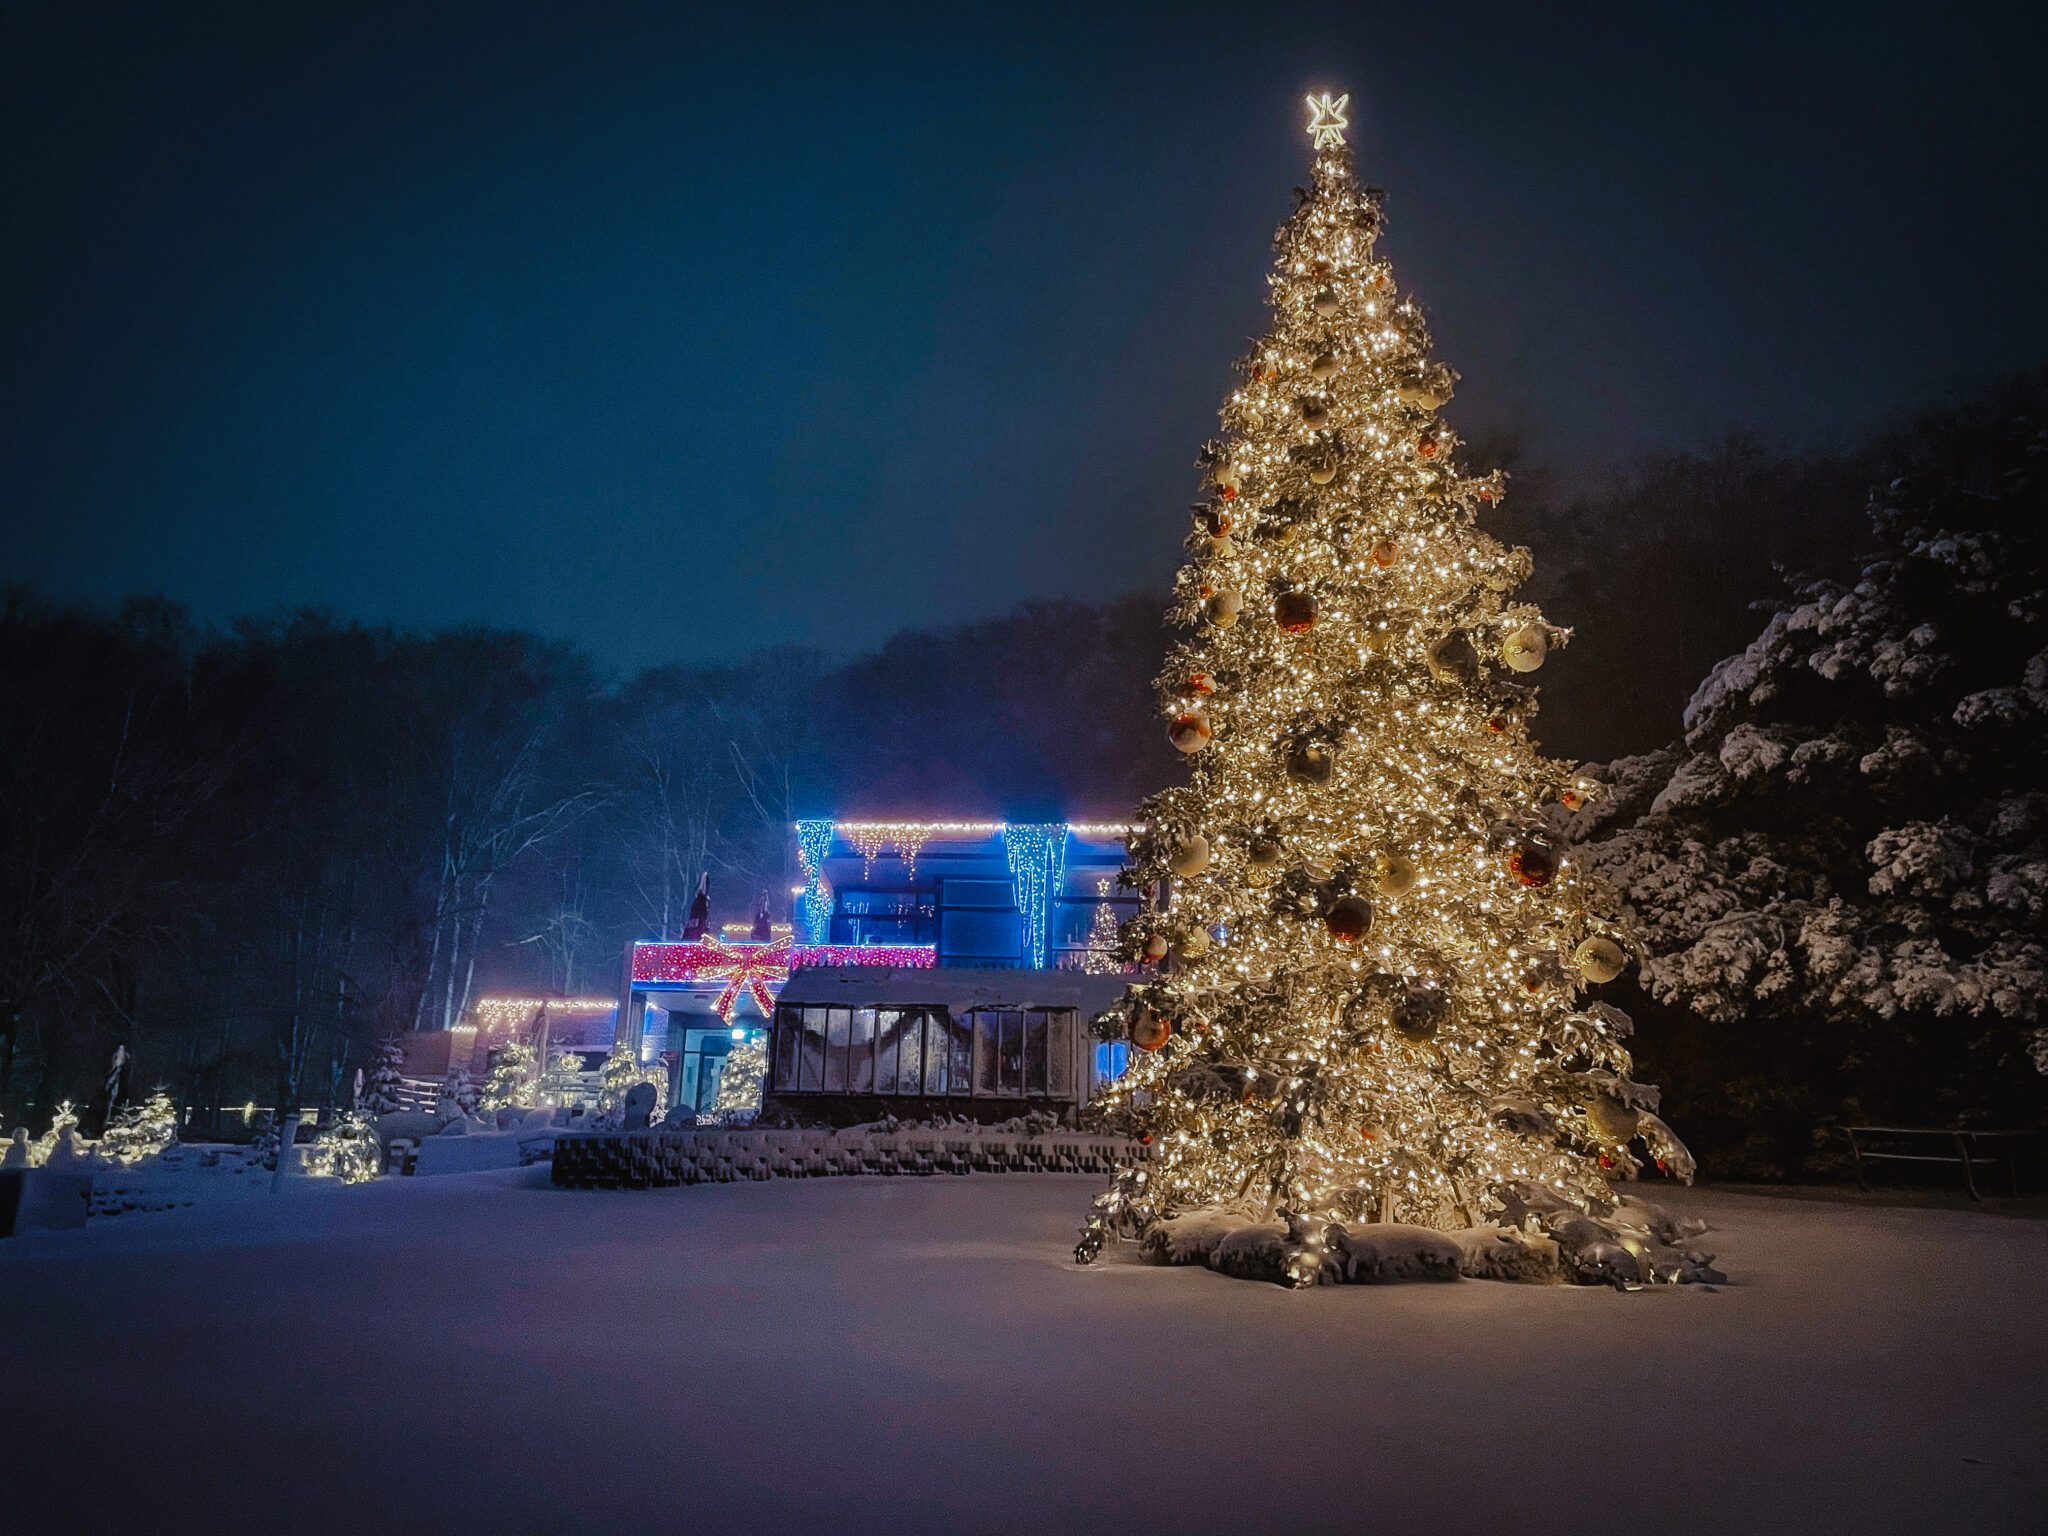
(1077, 94), (1702, 1287)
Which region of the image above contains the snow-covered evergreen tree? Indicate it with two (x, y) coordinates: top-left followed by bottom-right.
(248, 1111), (284, 1170)
(363, 1035), (408, 1115)
(1575, 412), (2048, 1166)
(438, 1066), (480, 1118)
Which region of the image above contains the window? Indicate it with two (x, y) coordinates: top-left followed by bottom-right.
(769, 1005), (1081, 1101)
(830, 889), (936, 947)
(1094, 1040), (1129, 1087)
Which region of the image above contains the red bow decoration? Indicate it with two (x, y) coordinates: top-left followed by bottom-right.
(686, 936), (796, 1022)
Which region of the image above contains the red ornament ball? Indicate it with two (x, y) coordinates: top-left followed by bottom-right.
(1178, 671), (1215, 699)
(1167, 712), (1213, 754)
(1129, 1009), (1172, 1051)
(1275, 590), (1319, 634)
(1370, 539), (1398, 568)
(1509, 838), (1561, 888)
(1417, 433), (1441, 459)
(1322, 894), (1373, 942)
(1485, 715), (1510, 734)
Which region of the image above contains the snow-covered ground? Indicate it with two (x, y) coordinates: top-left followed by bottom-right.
(2, 1173), (2041, 1535)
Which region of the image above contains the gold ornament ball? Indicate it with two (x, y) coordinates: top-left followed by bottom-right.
(1206, 589), (1243, 628)
(1313, 286), (1340, 317)
(1167, 834), (1212, 877)
(1372, 851), (1420, 898)
(1426, 630), (1481, 684)
(1392, 987), (1449, 1043)
(1396, 376), (1449, 410)
(1285, 740), (1337, 786)
(1587, 1093), (1640, 1142)
(1308, 458), (1339, 485)
(1245, 831), (1282, 868)
(1573, 937), (1628, 984)
(1300, 397), (1330, 428)
(1502, 623), (1549, 673)
(1310, 352), (1339, 381)
(1172, 927), (1212, 962)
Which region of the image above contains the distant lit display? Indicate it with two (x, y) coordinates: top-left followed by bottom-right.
(632, 937), (935, 1022)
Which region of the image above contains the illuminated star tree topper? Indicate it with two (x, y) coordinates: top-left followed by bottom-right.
(1304, 91), (1349, 150)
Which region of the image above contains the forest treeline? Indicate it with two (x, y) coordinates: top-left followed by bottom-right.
(5, 372), (2040, 1130)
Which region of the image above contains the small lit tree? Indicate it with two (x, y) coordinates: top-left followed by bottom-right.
(538, 1049), (586, 1108)
(596, 1038), (668, 1125)
(305, 1111), (383, 1183)
(710, 1031), (766, 1123)
(1080, 878), (1124, 975)
(100, 1088), (178, 1164)
(30, 1100), (78, 1167)
(480, 1043), (537, 1112)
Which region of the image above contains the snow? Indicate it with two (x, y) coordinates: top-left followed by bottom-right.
(2, 1175), (2043, 1533)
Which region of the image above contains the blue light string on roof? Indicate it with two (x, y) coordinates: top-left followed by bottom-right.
(1001, 823), (1069, 968)
(794, 819), (836, 944)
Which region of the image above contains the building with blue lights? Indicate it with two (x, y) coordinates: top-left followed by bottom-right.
(622, 819), (1139, 1117)
(792, 820), (1138, 969)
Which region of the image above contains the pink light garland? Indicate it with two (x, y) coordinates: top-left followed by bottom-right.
(631, 938), (936, 1022)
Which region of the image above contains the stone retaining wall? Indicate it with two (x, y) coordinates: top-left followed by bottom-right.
(552, 1125), (1139, 1189)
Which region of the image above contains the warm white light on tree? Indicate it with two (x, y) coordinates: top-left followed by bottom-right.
(1074, 92), (1692, 1284)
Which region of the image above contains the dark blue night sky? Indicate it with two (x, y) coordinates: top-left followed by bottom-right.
(6, 1), (2045, 669)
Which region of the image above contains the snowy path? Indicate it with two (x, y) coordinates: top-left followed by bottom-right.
(2, 1173), (2041, 1534)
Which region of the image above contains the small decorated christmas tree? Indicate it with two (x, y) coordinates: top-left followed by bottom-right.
(596, 1036), (669, 1126)
(30, 1100), (78, 1167)
(539, 1049), (586, 1107)
(479, 1043), (538, 1113)
(1080, 878), (1124, 975)
(305, 1111), (382, 1183)
(100, 1087), (178, 1164)
(1077, 93), (1706, 1287)
(710, 1031), (766, 1123)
